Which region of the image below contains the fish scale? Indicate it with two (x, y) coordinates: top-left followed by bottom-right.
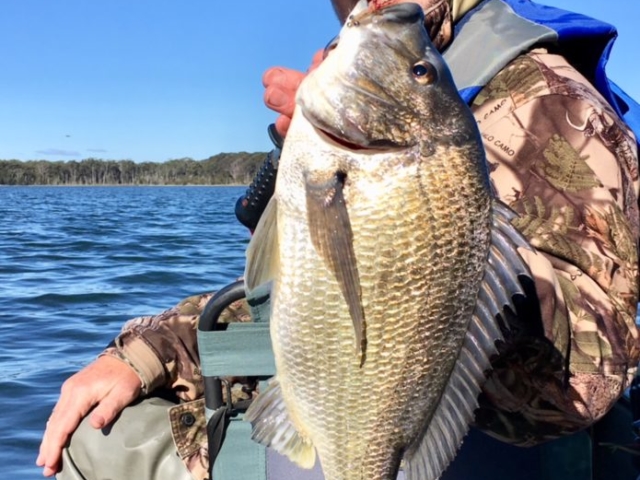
(244, 2), (532, 479)
(268, 135), (490, 480)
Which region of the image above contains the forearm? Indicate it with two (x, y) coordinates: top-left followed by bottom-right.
(101, 293), (214, 401)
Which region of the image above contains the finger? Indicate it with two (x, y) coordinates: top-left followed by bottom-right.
(265, 49), (325, 138)
(88, 405), (112, 429)
(275, 116), (292, 139)
(88, 386), (137, 429)
(262, 68), (304, 116)
(264, 85), (296, 119)
(38, 413), (84, 475)
(262, 67), (305, 92)
(42, 463), (59, 477)
(37, 422), (65, 476)
(37, 389), (97, 474)
(42, 465), (57, 477)
(264, 85), (295, 114)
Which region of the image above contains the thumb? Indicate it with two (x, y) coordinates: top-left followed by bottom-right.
(88, 384), (140, 429)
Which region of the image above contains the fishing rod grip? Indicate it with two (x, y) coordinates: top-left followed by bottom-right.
(234, 124), (283, 231)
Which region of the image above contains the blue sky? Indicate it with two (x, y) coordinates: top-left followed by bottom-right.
(0, 1), (638, 162)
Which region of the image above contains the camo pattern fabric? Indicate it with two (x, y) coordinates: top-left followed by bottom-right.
(102, 292), (253, 478)
(470, 49), (640, 446)
(102, 292), (252, 399)
(101, 50), (640, 478)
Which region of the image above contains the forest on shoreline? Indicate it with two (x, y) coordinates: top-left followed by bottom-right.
(0, 152), (267, 186)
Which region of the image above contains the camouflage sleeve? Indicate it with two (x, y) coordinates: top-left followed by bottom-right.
(101, 292), (252, 402)
(469, 49), (640, 445)
(100, 293), (214, 401)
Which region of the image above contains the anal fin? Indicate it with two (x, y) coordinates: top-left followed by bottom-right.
(245, 379), (317, 469)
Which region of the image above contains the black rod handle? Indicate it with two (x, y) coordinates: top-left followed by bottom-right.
(234, 124), (283, 230)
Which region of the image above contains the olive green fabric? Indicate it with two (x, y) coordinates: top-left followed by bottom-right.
(198, 322), (275, 378)
(212, 418), (267, 480)
(57, 396), (191, 480)
(442, 0), (557, 94)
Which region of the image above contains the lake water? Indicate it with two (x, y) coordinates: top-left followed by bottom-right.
(0, 186), (250, 478)
(2, 186), (638, 479)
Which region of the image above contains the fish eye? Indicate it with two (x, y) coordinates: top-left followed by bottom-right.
(411, 60), (437, 85)
(323, 35), (340, 59)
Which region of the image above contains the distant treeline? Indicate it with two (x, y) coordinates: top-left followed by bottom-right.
(0, 152), (268, 186)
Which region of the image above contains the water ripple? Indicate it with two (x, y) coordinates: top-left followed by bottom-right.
(0, 186), (248, 477)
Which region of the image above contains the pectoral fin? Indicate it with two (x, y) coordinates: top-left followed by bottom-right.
(403, 200), (534, 480)
(305, 171), (366, 361)
(245, 197), (280, 291)
(245, 379), (317, 469)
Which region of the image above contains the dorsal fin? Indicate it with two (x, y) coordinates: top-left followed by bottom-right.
(403, 200), (533, 480)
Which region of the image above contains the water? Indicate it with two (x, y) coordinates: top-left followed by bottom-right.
(2, 186), (639, 479)
(0, 186), (250, 478)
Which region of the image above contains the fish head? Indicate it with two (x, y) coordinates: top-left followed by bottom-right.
(297, 0), (480, 154)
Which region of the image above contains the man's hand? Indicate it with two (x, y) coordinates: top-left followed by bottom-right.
(36, 355), (142, 477)
(262, 49), (324, 137)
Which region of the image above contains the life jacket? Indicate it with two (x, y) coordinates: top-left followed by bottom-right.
(199, 2), (640, 480)
(444, 0), (640, 149)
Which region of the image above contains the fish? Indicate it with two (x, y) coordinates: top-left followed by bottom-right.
(244, 1), (532, 479)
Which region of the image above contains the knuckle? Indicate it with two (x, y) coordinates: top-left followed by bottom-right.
(60, 376), (79, 392)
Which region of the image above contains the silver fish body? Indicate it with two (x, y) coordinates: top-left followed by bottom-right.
(245, 2), (531, 480)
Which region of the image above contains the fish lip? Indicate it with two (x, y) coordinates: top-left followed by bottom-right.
(315, 127), (376, 151)
(311, 125), (411, 154)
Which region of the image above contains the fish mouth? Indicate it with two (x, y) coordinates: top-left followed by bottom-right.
(311, 123), (409, 153)
(316, 127), (375, 151)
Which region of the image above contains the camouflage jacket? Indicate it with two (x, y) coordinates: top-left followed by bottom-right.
(102, 49), (640, 479)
